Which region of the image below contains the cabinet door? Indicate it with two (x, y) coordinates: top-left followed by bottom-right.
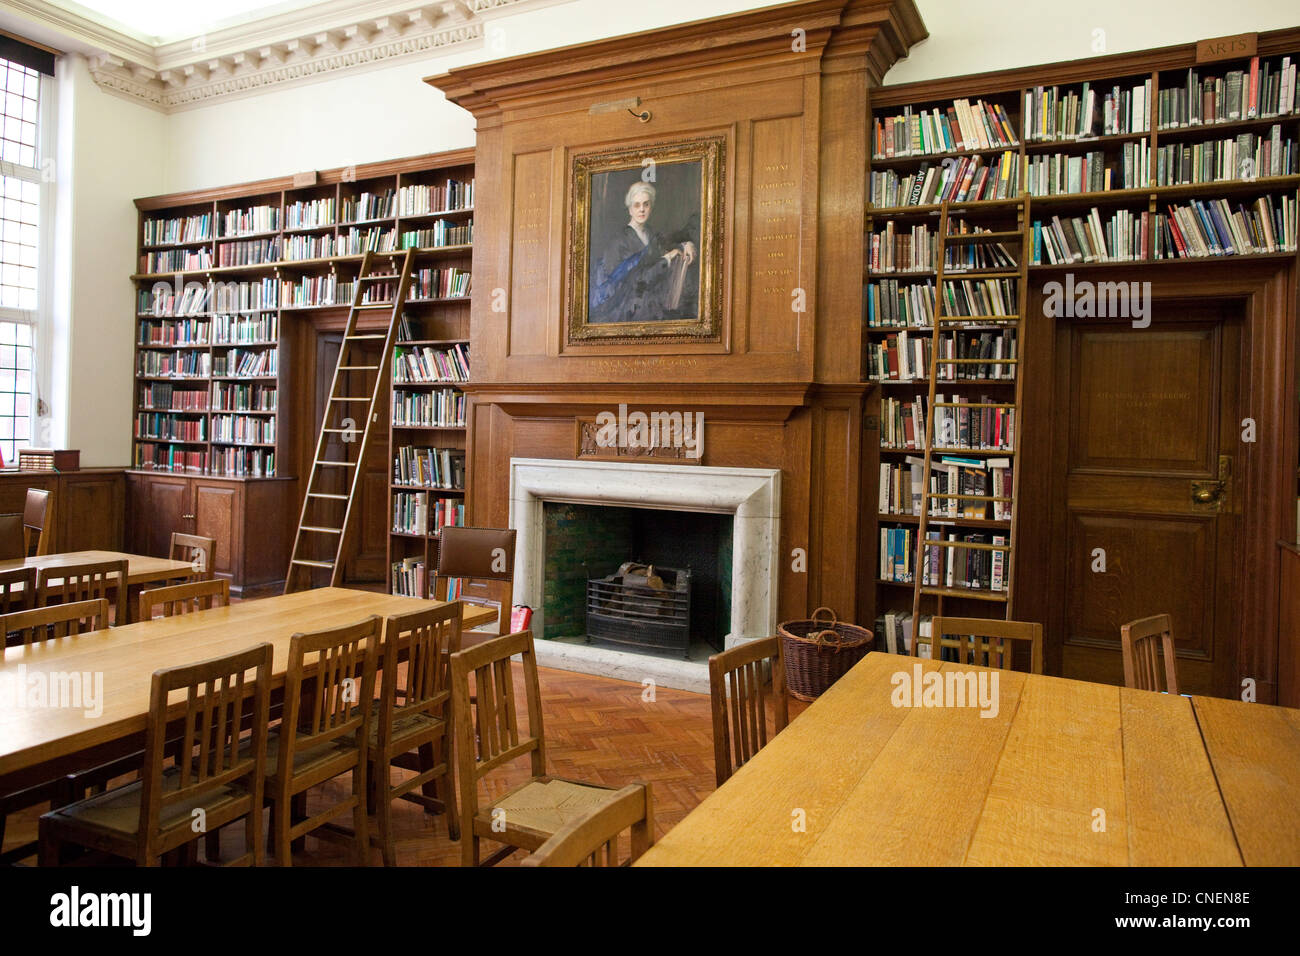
(60, 475), (124, 551)
(192, 481), (242, 579)
(145, 476), (191, 558)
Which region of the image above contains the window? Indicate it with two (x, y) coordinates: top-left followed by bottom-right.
(0, 56), (41, 467)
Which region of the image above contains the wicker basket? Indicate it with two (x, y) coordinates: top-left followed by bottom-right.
(779, 607), (874, 701)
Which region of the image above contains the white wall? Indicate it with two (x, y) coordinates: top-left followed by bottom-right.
(52, 54), (166, 466)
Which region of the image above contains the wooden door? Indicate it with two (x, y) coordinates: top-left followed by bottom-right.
(137, 475), (191, 558)
(1054, 300), (1242, 697)
(192, 480), (242, 579)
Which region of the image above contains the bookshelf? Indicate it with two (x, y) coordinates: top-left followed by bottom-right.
(130, 151), (476, 595)
(866, 41), (1300, 658)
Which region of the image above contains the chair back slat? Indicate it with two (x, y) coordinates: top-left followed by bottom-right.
(281, 616), (379, 766)
(0, 565), (37, 615)
(930, 617), (1043, 674)
(379, 604), (462, 745)
(1, 598), (109, 646)
(520, 783), (655, 867)
(169, 532), (216, 581)
(140, 578), (230, 620)
(709, 636), (789, 787)
(1122, 613), (1178, 694)
(139, 643), (272, 860)
(37, 560), (128, 625)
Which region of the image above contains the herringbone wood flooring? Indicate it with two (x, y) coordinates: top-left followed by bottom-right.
(3, 664), (805, 866)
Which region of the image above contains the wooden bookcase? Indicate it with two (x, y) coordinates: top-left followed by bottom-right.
(129, 150), (475, 596)
(866, 36), (1300, 657)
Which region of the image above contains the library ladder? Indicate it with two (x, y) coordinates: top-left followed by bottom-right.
(909, 197), (1029, 650)
(285, 249), (415, 592)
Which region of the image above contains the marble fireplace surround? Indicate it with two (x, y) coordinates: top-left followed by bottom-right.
(508, 458), (781, 692)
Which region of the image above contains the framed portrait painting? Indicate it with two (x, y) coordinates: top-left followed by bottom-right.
(566, 137), (725, 345)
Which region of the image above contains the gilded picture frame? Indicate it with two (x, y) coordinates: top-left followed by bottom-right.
(566, 137), (725, 345)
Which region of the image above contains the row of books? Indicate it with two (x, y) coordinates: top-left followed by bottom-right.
(139, 384), (208, 411)
(283, 233), (337, 260)
(213, 348), (277, 378)
(870, 151), (1020, 207)
(1153, 195), (1297, 258)
(391, 557), (428, 598)
(220, 205), (279, 237)
(872, 99), (1019, 159)
(1025, 143), (1149, 196)
(212, 313), (278, 343)
(874, 612), (930, 656)
(869, 224), (938, 273)
(392, 388), (466, 427)
(411, 267), (471, 300)
(135, 413), (205, 442)
(921, 530), (1009, 591)
(400, 221), (474, 249)
(397, 179), (474, 215)
(143, 213), (212, 247)
(1032, 208), (1151, 264)
(133, 445), (206, 473)
(1154, 127), (1297, 185)
(392, 492), (465, 535)
(140, 248), (213, 274)
(393, 445), (465, 490)
(1023, 81), (1151, 141)
(138, 285), (209, 316)
(868, 331), (1018, 383)
(362, 280), (400, 305)
(879, 455), (1013, 521)
(1156, 59), (1298, 130)
(213, 383), (276, 412)
(280, 276), (355, 308)
(138, 318), (208, 346)
(943, 227), (1017, 272)
(342, 190), (395, 222)
(881, 394), (1015, 450)
(340, 226), (399, 254)
(137, 350), (211, 378)
(393, 343), (470, 384)
(211, 414), (275, 445)
(285, 197), (336, 230)
(213, 279), (279, 313)
(217, 237), (281, 267)
(208, 447), (275, 478)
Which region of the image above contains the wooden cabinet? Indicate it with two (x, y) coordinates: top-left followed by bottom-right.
(126, 472), (296, 596)
(0, 469), (124, 553)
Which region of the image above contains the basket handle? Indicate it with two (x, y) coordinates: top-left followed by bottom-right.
(811, 606), (838, 627)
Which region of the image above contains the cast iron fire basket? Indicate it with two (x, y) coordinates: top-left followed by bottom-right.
(586, 564), (692, 656)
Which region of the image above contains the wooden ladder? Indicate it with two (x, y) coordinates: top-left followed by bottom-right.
(909, 196), (1029, 653)
(285, 249), (415, 592)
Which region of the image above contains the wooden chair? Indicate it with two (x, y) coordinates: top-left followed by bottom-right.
(435, 526), (516, 639)
(263, 616), (378, 866)
(169, 532), (216, 581)
(38, 559), (129, 626)
(0, 513), (25, 560)
(38, 643), (273, 867)
(1, 598), (109, 646)
(0, 565), (36, 616)
(708, 636), (789, 787)
(1121, 613), (1179, 695)
(928, 616), (1044, 673)
(520, 783), (655, 867)
(139, 578), (230, 620)
(450, 629), (619, 866)
(369, 604), (462, 866)
(22, 488), (51, 557)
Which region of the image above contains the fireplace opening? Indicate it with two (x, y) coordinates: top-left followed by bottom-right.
(542, 502), (733, 657)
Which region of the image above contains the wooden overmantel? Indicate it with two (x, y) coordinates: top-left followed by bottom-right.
(422, 0), (928, 626)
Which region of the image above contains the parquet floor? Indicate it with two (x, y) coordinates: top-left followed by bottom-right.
(3, 664), (806, 867)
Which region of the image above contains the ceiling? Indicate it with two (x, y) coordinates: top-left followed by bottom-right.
(39, 0), (331, 46)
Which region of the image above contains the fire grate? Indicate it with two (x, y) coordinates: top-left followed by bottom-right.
(586, 563), (692, 656)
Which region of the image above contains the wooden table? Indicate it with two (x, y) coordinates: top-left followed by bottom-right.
(0, 549), (197, 588)
(636, 652), (1300, 866)
(0, 588), (496, 791)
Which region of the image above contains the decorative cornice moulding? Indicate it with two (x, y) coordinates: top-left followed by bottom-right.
(10, 0), (552, 112)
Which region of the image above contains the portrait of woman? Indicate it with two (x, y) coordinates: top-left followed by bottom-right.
(567, 137), (723, 344)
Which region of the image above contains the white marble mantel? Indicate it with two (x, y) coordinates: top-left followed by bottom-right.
(508, 458), (782, 656)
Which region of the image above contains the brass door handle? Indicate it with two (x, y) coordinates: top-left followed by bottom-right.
(1191, 481), (1224, 505)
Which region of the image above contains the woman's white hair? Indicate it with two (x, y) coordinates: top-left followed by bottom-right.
(624, 181), (656, 209)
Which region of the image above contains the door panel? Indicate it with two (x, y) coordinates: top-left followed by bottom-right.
(193, 482), (240, 577)
(146, 477), (191, 558)
(1057, 305), (1240, 696)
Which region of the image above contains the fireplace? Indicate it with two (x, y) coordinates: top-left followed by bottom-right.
(508, 458), (781, 691)
(587, 564), (692, 655)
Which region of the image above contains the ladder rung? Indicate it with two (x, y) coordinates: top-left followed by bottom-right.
(316, 459), (358, 467)
(360, 274), (400, 281)
(320, 428), (353, 433)
(338, 365), (380, 371)
(346, 334), (387, 340)
(330, 396), (370, 402)
(938, 316), (1021, 323)
(931, 448), (1014, 454)
(356, 303), (395, 310)
(307, 493), (348, 500)
(291, 559), (335, 569)
(919, 586), (1009, 602)
(924, 494), (1014, 501)
(301, 525), (343, 534)
(941, 270), (1019, 279)
(934, 402), (1016, 408)
(945, 230), (1022, 242)
(934, 358), (1018, 364)
(924, 540), (1012, 552)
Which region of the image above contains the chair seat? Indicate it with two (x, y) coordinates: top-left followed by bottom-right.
(244, 729), (360, 783)
(42, 768), (247, 838)
(474, 777), (618, 846)
(370, 711), (445, 751)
